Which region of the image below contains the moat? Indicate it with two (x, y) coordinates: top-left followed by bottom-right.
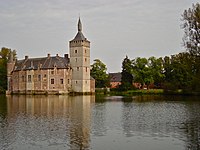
(0, 95), (200, 150)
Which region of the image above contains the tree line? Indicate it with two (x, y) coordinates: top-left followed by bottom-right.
(91, 3), (200, 94)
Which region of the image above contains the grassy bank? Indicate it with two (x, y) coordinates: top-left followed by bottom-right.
(95, 88), (164, 96)
(96, 88), (200, 96)
(109, 89), (164, 96)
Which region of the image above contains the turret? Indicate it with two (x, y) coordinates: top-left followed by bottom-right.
(7, 52), (15, 94)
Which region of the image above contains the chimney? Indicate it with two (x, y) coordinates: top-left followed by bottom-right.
(25, 56), (28, 60)
(9, 52), (14, 63)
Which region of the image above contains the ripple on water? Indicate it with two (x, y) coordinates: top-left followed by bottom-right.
(0, 95), (200, 150)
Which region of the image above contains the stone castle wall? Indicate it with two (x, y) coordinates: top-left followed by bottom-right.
(10, 68), (72, 94)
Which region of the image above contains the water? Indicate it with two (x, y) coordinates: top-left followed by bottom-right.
(0, 95), (200, 150)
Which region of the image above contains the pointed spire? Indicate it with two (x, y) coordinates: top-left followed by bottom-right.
(78, 17), (82, 32)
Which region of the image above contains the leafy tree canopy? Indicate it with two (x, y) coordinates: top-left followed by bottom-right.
(90, 59), (109, 88)
(120, 56), (134, 91)
(132, 57), (153, 89)
(181, 3), (200, 92)
(182, 2), (200, 56)
(0, 47), (17, 92)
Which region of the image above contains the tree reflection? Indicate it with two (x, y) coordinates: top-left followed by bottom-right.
(179, 101), (200, 150)
(122, 95), (200, 150)
(0, 95), (7, 119)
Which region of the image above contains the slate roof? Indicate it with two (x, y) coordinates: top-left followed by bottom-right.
(90, 76), (95, 80)
(71, 18), (89, 42)
(72, 31), (86, 41)
(14, 55), (70, 71)
(109, 73), (122, 82)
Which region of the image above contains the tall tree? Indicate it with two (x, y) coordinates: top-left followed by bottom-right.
(182, 3), (200, 56)
(120, 56), (134, 91)
(163, 53), (194, 92)
(148, 56), (165, 88)
(182, 3), (200, 92)
(90, 59), (109, 88)
(0, 47), (17, 92)
(132, 57), (153, 89)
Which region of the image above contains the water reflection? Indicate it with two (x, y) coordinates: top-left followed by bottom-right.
(1, 95), (95, 150)
(0, 95), (7, 118)
(122, 95), (200, 150)
(92, 102), (107, 137)
(0, 95), (200, 150)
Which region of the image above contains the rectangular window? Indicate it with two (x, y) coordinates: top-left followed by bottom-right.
(38, 75), (41, 81)
(22, 75), (25, 82)
(75, 50), (77, 53)
(68, 79), (70, 84)
(43, 74), (47, 81)
(77, 67), (79, 71)
(51, 79), (54, 84)
(51, 70), (54, 75)
(86, 67), (87, 72)
(60, 79), (63, 84)
(28, 75), (31, 82)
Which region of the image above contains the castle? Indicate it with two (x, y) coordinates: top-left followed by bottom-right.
(6, 18), (95, 95)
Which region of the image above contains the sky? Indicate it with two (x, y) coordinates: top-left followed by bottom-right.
(0, 0), (199, 73)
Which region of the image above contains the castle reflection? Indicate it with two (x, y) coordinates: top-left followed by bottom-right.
(6, 95), (95, 150)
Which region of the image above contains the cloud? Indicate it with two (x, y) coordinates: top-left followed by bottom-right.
(0, 0), (200, 72)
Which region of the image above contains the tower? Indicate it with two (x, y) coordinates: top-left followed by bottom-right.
(6, 52), (15, 94)
(69, 18), (91, 93)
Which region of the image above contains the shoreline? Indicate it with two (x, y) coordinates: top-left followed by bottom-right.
(95, 89), (200, 96)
